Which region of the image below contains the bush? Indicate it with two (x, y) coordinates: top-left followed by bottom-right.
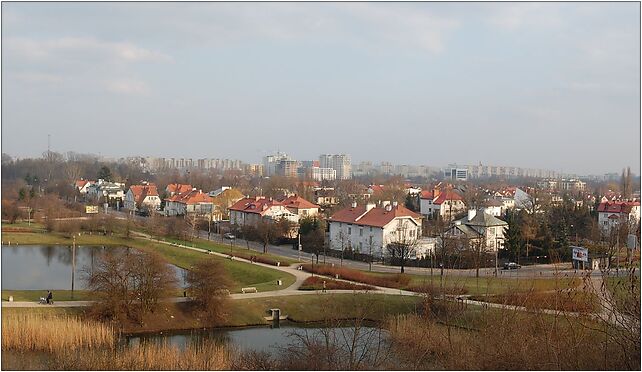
(301, 264), (411, 289)
(185, 258), (231, 322)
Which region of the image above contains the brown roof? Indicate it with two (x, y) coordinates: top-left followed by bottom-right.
(328, 204), (422, 228)
(129, 184), (159, 206)
(165, 189), (212, 205)
(420, 190), (434, 199)
(433, 190), (464, 205)
(229, 197), (284, 216)
(166, 183), (193, 194)
(279, 195), (319, 210)
(598, 201), (640, 214)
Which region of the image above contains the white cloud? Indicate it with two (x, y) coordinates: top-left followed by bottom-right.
(3, 36), (172, 63)
(105, 79), (148, 95)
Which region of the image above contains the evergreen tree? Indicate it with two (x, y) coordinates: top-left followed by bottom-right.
(97, 166), (112, 181)
(504, 211), (522, 261)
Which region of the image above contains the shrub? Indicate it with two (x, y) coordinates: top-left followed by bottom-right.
(301, 264), (411, 289)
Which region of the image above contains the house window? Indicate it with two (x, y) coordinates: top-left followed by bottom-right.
(358, 242), (363, 252)
(348, 227), (352, 235)
(360, 228), (363, 237)
(369, 227), (372, 232)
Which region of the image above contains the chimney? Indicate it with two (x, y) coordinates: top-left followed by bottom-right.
(385, 204), (392, 212)
(468, 209), (477, 221)
(365, 202), (376, 211)
(351, 201), (357, 208)
(392, 201), (398, 208)
(382, 200), (391, 208)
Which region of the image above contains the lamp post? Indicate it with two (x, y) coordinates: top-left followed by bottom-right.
(494, 237), (498, 277)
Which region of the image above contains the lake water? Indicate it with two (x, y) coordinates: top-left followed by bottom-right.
(124, 323), (386, 354)
(1, 245), (187, 290)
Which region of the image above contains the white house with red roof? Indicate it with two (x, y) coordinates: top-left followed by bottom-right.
(74, 179), (95, 194)
(597, 201), (641, 233)
(165, 183), (193, 197)
(327, 201), (424, 257)
(278, 195), (320, 218)
(228, 197), (300, 227)
(419, 187), (466, 220)
(124, 183), (161, 212)
(164, 189), (214, 217)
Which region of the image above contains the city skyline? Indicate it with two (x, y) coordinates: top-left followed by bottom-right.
(2, 2), (640, 175)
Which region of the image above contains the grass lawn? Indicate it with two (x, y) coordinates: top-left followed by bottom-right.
(161, 236), (297, 266)
(1, 290), (94, 302)
(225, 293), (424, 326)
(605, 276), (640, 315)
(1, 232), (297, 294)
(403, 274), (581, 296)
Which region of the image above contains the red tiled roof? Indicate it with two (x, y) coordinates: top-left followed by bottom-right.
(166, 183), (193, 194)
(229, 197), (284, 216)
(328, 204), (422, 228)
(420, 190), (434, 199)
(279, 195), (319, 210)
(368, 185), (385, 193)
(165, 189), (212, 205)
(129, 184), (159, 206)
(433, 190), (464, 205)
(75, 180), (94, 188)
(597, 201), (640, 214)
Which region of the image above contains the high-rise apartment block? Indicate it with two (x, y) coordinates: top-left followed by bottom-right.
(319, 154), (352, 180)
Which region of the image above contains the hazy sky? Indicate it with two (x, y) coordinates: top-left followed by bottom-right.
(2, 2), (640, 175)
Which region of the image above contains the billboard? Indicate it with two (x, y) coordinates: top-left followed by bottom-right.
(85, 205), (99, 214)
(572, 246), (588, 262)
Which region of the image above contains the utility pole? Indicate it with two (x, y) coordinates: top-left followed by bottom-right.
(298, 233), (302, 262)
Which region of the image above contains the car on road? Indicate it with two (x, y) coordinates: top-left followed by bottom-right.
(503, 262), (521, 270)
(224, 233), (236, 240)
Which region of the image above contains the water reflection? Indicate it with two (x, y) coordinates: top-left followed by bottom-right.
(124, 325), (385, 355)
(1, 245), (186, 290)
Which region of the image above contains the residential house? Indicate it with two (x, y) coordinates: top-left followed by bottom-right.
(229, 197), (300, 228)
(210, 188), (245, 221)
(85, 179), (126, 207)
(165, 183), (193, 197)
(327, 201), (423, 257)
(278, 195), (320, 218)
(165, 189), (214, 217)
(419, 187), (466, 220)
(314, 187), (339, 207)
(597, 201), (641, 233)
(124, 183), (161, 212)
(447, 209), (508, 252)
(74, 179), (95, 194)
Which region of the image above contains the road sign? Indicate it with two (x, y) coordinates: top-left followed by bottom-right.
(572, 246), (588, 262)
(627, 234), (638, 250)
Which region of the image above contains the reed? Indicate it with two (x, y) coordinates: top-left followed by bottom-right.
(53, 342), (231, 370)
(1, 312), (115, 352)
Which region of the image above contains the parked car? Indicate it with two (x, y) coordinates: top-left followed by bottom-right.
(503, 262), (521, 270)
(224, 233), (236, 240)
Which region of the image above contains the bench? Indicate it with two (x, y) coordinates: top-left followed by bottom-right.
(241, 287), (257, 294)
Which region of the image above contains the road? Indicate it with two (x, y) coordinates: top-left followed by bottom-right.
(196, 229), (637, 279)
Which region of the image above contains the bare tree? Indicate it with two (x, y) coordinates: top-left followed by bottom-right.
(185, 258), (231, 322)
(386, 219), (420, 274)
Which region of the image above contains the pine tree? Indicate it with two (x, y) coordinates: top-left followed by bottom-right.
(504, 211), (522, 261)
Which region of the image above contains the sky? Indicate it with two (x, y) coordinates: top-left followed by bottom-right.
(1, 2), (640, 175)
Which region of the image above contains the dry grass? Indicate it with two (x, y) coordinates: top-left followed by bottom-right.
(1, 312), (114, 352)
(387, 308), (639, 370)
(302, 264), (411, 288)
(52, 342), (231, 370)
(476, 290), (597, 313)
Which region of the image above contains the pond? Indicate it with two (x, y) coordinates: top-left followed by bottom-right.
(1, 245), (187, 290)
(124, 323), (387, 354)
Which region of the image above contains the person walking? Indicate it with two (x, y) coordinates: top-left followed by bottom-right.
(46, 290), (53, 304)
(322, 281), (326, 293)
